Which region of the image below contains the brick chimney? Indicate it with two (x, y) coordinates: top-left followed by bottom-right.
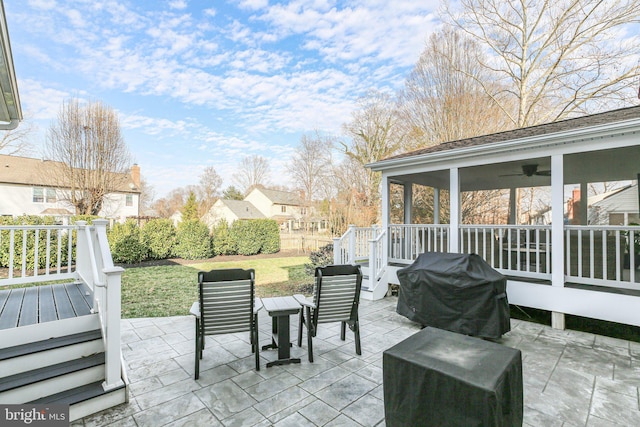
(131, 164), (141, 189)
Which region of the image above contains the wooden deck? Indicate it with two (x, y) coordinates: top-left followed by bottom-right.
(0, 282), (93, 330)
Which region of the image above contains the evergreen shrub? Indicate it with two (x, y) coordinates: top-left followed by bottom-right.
(141, 219), (176, 259)
(108, 220), (148, 264)
(174, 220), (213, 260)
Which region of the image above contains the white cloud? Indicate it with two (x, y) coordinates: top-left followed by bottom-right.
(27, 0), (56, 10)
(18, 79), (70, 121)
(168, 0), (187, 10)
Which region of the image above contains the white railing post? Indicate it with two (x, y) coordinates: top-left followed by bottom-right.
(369, 237), (378, 281)
(92, 219), (124, 391)
(333, 236), (342, 264)
(348, 224), (356, 264)
(102, 266), (124, 390)
(75, 221), (91, 286)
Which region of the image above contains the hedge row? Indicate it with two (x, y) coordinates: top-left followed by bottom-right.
(0, 216), (281, 267)
(108, 218), (280, 263)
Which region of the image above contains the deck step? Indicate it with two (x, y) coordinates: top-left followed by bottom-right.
(30, 380), (120, 405)
(0, 329), (102, 360)
(0, 353), (105, 403)
(0, 352), (105, 392)
(0, 329), (103, 377)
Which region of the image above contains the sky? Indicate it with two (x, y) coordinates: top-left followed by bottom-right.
(5, 0), (441, 198)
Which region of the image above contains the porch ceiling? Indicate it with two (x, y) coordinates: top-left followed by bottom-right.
(393, 145), (640, 192)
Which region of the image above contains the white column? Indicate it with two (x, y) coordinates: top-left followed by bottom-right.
(382, 175), (390, 230)
(434, 188), (440, 224)
(381, 175), (390, 268)
(580, 181), (588, 225)
(550, 154), (566, 330)
(509, 188), (517, 224)
(449, 168), (460, 253)
(403, 182), (413, 225)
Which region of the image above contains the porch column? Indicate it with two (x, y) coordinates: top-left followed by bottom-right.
(551, 154), (566, 329)
(449, 168), (460, 253)
(382, 174), (390, 269)
(403, 183), (412, 224)
(434, 188), (440, 224)
(509, 188), (517, 224)
(580, 182), (588, 225)
(382, 174), (390, 230)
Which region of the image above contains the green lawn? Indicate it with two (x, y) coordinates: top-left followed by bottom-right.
(121, 256), (314, 318)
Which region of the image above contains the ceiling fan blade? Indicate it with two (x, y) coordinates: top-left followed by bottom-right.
(498, 173), (524, 177)
(535, 170), (551, 176)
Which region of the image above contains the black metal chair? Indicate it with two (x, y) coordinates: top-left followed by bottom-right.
(294, 264), (363, 362)
(190, 268), (261, 379)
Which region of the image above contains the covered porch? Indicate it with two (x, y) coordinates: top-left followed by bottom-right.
(357, 106), (640, 329)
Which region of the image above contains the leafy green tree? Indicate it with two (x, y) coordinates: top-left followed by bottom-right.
(182, 191), (199, 221)
(222, 186), (244, 200)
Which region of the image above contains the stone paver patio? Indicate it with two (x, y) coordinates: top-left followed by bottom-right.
(74, 297), (640, 426)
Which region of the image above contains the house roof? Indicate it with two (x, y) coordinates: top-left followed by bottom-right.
(0, 154), (139, 193)
(381, 105), (640, 163)
(221, 199), (265, 219)
(254, 188), (303, 206)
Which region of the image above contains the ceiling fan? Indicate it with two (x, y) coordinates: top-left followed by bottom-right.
(500, 164), (551, 177)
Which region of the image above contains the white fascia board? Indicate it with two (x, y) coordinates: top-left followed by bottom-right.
(0, 0), (21, 129)
(368, 118), (640, 172)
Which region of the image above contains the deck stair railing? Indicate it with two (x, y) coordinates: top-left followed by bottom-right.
(0, 220), (124, 391)
(333, 225), (381, 265)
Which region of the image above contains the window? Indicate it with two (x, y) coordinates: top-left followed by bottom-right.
(301, 207), (307, 215)
(33, 187), (44, 203)
(46, 188), (56, 203)
(126, 194), (133, 207)
(281, 205), (286, 213)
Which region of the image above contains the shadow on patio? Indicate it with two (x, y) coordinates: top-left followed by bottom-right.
(77, 297), (640, 427)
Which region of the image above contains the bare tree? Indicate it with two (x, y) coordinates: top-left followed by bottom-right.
(138, 177), (155, 214)
(288, 131), (334, 204)
(398, 28), (511, 148)
(341, 90), (405, 219)
(45, 99), (131, 215)
(0, 120), (35, 155)
(197, 166), (223, 215)
(443, 0), (640, 128)
(233, 155), (271, 194)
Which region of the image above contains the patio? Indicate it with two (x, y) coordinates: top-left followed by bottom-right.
(75, 297), (640, 427)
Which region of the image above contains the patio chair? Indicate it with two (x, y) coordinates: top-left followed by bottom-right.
(190, 268), (261, 379)
(294, 264), (363, 362)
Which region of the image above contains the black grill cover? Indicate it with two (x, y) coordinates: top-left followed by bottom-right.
(397, 252), (510, 339)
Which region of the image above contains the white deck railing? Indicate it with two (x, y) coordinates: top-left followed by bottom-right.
(459, 225), (552, 280)
(0, 220), (124, 391)
(564, 225), (638, 290)
(333, 225), (381, 265)
(0, 224), (76, 284)
(388, 224), (449, 263)
(380, 223), (640, 290)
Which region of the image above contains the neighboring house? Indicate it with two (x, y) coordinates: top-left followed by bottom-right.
(202, 186), (329, 232)
(0, 154), (141, 223)
(244, 187), (306, 227)
(589, 184), (639, 225)
(202, 199), (265, 228)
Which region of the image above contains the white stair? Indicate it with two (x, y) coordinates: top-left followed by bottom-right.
(0, 319), (127, 421)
